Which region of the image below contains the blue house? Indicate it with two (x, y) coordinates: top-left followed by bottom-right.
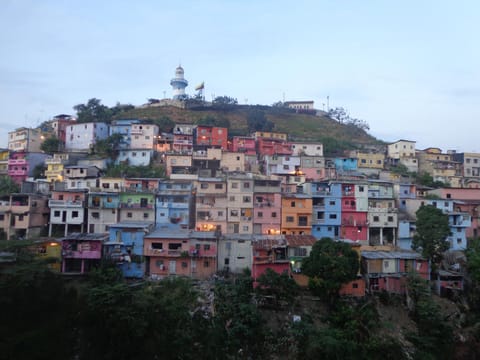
(397, 219), (415, 250)
(109, 119), (141, 149)
(334, 157), (358, 173)
(311, 181), (342, 239)
(105, 222), (154, 278)
(156, 180), (195, 230)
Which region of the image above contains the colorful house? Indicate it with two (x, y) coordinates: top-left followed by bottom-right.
(251, 236), (289, 285)
(8, 151), (50, 184)
(193, 125), (228, 150)
(226, 173), (254, 235)
(105, 222), (154, 278)
(48, 189), (87, 236)
(253, 176), (282, 235)
(65, 122), (109, 151)
(0, 148), (9, 176)
(311, 181), (342, 240)
(231, 136), (256, 155)
(281, 193), (312, 235)
(118, 192), (155, 223)
(0, 193), (49, 240)
(156, 180), (195, 230)
(61, 233), (108, 274)
(195, 177), (227, 233)
(340, 182), (368, 243)
(87, 192), (120, 233)
(361, 250), (429, 294)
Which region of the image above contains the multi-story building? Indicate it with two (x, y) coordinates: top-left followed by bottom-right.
(253, 175), (282, 235)
(311, 181), (342, 239)
(221, 151), (245, 172)
(452, 152), (480, 179)
(335, 157), (358, 173)
(105, 222), (154, 278)
(44, 152), (86, 183)
(340, 182), (368, 243)
(194, 177), (227, 234)
(353, 151), (385, 171)
(226, 173), (254, 235)
(264, 154), (300, 176)
(0, 149), (10, 176)
(48, 189), (88, 236)
(144, 229), (217, 279)
(218, 234), (253, 273)
(290, 142), (323, 157)
(50, 114), (76, 150)
(64, 165), (101, 190)
(257, 138), (292, 157)
(251, 236), (289, 284)
(156, 180), (195, 231)
(65, 122), (109, 151)
(109, 119), (140, 149)
(8, 127), (45, 152)
(0, 193), (49, 240)
(194, 125), (228, 150)
(130, 123), (159, 149)
(61, 233), (108, 274)
(367, 181), (397, 246)
(116, 149), (153, 166)
(97, 177), (125, 192)
(87, 192), (120, 233)
(172, 124), (195, 153)
(118, 191), (155, 223)
(165, 154), (192, 177)
(281, 192), (312, 235)
(124, 178), (160, 192)
(299, 155), (326, 181)
(192, 148), (222, 177)
(387, 139), (418, 172)
(394, 183), (416, 211)
(8, 151), (50, 184)
(252, 131), (288, 141)
(416, 148), (461, 185)
(230, 136), (256, 155)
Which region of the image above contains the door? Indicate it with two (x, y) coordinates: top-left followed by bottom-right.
(169, 260), (176, 274)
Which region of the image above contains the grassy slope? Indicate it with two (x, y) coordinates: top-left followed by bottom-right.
(117, 105), (383, 152)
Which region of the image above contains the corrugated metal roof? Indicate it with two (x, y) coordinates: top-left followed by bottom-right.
(361, 250), (423, 260)
(285, 234), (317, 247)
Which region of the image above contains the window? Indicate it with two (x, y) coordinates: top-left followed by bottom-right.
(231, 182), (238, 189)
(291, 201), (296, 207)
(272, 212), (277, 218)
(242, 225), (249, 231)
(204, 244), (210, 251)
(358, 186), (364, 192)
(361, 159), (366, 164)
(127, 212), (132, 218)
(204, 261), (210, 268)
(243, 196), (251, 203)
(283, 165), (289, 170)
(91, 212), (99, 219)
(373, 216), (379, 222)
(230, 210), (238, 217)
(18, 215), (24, 221)
(457, 238), (462, 244)
(352, 283), (359, 289)
(244, 182), (250, 188)
(229, 196), (235, 201)
(215, 183), (223, 189)
(286, 216), (294, 222)
(152, 243), (163, 250)
(298, 216), (308, 226)
(329, 214), (337, 219)
(72, 211), (79, 218)
(54, 210), (60, 217)
(201, 183), (208, 189)
(258, 211), (263, 218)
(224, 258), (230, 265)
(387, 216), (394, 222)
(181, 261), (188, 268)
(236, 156), (240, 161)
(143, 213), (149, 219)
(0, 214), (4, 221)
(329, 201), (335, 206)
(217, 211), (223, 217)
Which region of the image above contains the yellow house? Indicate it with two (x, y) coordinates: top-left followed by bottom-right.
(281, 194), (312, 235)
(356, 151), (385, 169)
(0, 149), (9, 176)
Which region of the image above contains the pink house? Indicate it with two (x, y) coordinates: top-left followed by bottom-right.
(253, 193), (282, 235)
(61, 233), (108, 274)
(257, 138), (293, 156)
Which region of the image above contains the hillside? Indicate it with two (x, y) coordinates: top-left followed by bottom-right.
(116, 104), (383, 155)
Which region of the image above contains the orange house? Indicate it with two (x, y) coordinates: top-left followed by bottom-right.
(281, 194), (312, 235)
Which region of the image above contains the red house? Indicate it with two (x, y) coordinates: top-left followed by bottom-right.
(251, 236), (290, 286)
(194, 125), (228, 149)
(256, 138), (293, 156)
(231, 136), (256, 155)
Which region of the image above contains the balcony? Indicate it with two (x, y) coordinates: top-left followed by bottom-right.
(173, 139), (193, 145)
(130, 128), (143, 135)
(119, 203), (153, 209)
(8, 159), (27, 165)
(49, 200), (84, 208)
(9, 170), (27, 176)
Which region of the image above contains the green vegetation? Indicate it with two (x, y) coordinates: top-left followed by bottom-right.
(40, 136), (60, 154)
(0, 176), (20, 196)
(301, 237), (359, 301)
(412, 205), (451, 274)
(104, 163), (165, 178)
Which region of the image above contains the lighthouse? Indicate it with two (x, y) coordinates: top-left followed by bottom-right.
(170, 65), (188, 100)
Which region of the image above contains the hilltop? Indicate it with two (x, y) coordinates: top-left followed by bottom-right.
(115, 104), (383, 155)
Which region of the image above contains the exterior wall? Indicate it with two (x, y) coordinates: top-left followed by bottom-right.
(264, 155), (300, 175)
(281, 196), (312, 235)
(257, 138), (293, 156)
(218, 236), (252, 273)
(226, 175), (254, 235)
(291, 142), (323, 156)
(65, 122), (109, 151)
(109, 119), (139, 149)
(116, 149), (152, 166)
(195, 126), (228, 149)
(231, 136), (256, 155)
(195, 178), (227, 233)
(156, 181), (194, 230)
(335, 158), (358, 172)
(61, 239), (103, 274)
(311, 182), (342, 239)
(88, 193), (120, 233)
(221, 152), (245, 172)
(98, 177), (124, 192)
(118, 193), (155, 223)
(8, 152), (50, 184)
(165, 154), (192, 176)
(253, 131), (288, 141)
(130, 123), (158, 149)
(387, 140), (416, 159)
(356, 152), (385, 169)
(398, 220), (415, 250)
(49, 190), (87, 236)
(339, 278), (366, 297)
(8, 128), (44, 152)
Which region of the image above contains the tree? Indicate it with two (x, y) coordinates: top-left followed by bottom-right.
(0, 176), (20, 196)
(151, 116), (175, 132)
(93, 133), (124, 159)
(74, 98), (112, 123)
(255, 268), (299, 308)
(213, 95), (238, 106)
(301, 238), (359, 301)
(412, 205), (450, 272)
(32, 164), (46, 179)
(40, 136), (60, 154)
(246, 109), (274, 133)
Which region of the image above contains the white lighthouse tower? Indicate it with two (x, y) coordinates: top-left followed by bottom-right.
(170, 65), (188, 100)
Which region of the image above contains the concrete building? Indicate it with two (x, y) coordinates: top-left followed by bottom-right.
(65, 122), (109, 151)
(48, 189), (88, 236)
(87, 192), (120, 233)
(8, 127), (45, 152)
(290, 142), (323, 156)
(226, 173), (254, 235)
(194, 177), (227, 234)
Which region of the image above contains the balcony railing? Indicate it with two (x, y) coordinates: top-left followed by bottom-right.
(119, 203), (153, 209)
(49, 200), (84, 207)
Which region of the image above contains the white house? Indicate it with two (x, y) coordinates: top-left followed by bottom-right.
(65, 122), (109, 151)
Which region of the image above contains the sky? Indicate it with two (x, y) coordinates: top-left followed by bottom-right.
(1, 0), (479, 152)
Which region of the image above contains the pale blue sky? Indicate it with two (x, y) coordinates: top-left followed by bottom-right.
(1, 0), (479, 151)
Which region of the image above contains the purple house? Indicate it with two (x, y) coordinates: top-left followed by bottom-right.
(61, 233), (108, 274)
